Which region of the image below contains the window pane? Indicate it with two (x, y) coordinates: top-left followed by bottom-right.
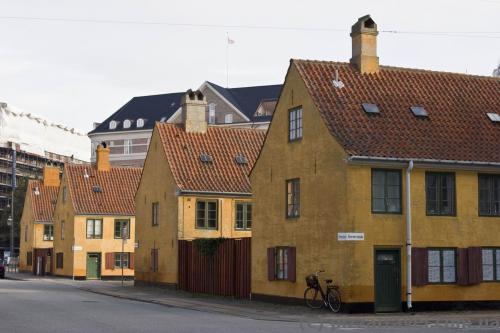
(372, 184), (385, 199)
(372, 198), (385, 212)
(246, 205), (252, 229)
(443, 266), (456, 283)
(428, 250), (440, 267)
(236, 204), (244, 229)
(95, 220), (102, 237)
(442, 250), (455, 267)
(372, 170), (385, 186)
(483, 249), (493, 265)
(386, 199), (400, 213)
(428, 266), (440, 283)
(387, 171), (400, 186)
(87, 220), (94, 238)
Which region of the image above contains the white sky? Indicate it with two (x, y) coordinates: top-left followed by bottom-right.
(0, 0), (499, 133)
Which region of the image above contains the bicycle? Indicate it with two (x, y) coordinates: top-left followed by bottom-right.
(304, 270), (341, 312)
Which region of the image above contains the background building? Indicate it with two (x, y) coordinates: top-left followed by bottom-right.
(88, 82), (281, 167)
(0, 102), (90, 254)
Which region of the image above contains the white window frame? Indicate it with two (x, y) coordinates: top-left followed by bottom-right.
(224, 113), (233, 124)
(124, 139), (132, 155)
(109, 120), (117, 130)
(123, 119), (131, 129)
(208, 103), (216, 124)
(136, 118), (145, 128)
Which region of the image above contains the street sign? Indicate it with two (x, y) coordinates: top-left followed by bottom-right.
(72, 245), (83, 251)
(337, 232), (365, 241)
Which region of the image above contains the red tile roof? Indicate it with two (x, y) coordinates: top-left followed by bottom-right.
(27, 180), (58, 223)
(65, 164), (141, 215)
(157, 124), (266, 194)
(293, 60), (500, 163)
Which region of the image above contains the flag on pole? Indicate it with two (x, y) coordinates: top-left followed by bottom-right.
(227, 36), (235, 45)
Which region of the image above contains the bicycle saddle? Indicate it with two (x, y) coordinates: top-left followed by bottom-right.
(325, 279), (332, 283)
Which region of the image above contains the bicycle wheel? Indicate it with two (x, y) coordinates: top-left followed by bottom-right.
(326, 288), (341, 313)
(304, 287), (323, 309)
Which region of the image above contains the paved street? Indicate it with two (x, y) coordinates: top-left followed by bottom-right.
(0, 278), (499, 333)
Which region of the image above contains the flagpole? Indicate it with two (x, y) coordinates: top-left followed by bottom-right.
(226, 32), (229, 88)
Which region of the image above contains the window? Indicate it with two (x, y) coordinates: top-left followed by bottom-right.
(426, 172), (456, 216)
(24, 225), (28, 242)
(109, 120), (117, 130)
(43, 225), (54, 241)
(208, 103), (216, 124)
(196, 200), (218, 229)
(479, 174), (500, 216)
(372, 169), (402, 213)
(276, 247), (289, 280)
(61, 221), (65, 240)
(115, 253), (130, 269)
(114, 220), (130, 239)
(123, 119), (131, 129)
(86, 219), (103, 239)
(482, 248), (500, 281)
(267, 247), (296, 282)
(151, 248), (158, 272)
(289, 107), (303, 141)
(286, 179), (300, 218)
(152, 202), (159, 226)
(224, 113), (233, 124)
(62, 186), (67, 203)
(27, 251), (32, 266)
(124, 139), (132, 155)
(235, 202), (252, 230)
(56, 253), (63, 269)
(428, 249), (456, 283)
(136, 118), (144, 128)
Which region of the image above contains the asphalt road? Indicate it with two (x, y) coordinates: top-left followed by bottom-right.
(0, 279), (495, 333)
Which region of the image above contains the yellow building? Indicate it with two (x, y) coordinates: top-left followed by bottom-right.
(19, 166), (60, 275)
(251, 15), (500, 312)
(52, 145), (141, 279)
(135, 90), (265, 286)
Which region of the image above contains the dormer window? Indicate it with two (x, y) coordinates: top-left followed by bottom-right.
(136, 118), (145, 128)
(123, 119), (131, 128)
(224, 113), (233, 124)
(109, 121), (117, 130)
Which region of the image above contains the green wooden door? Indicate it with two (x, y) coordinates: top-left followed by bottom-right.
(374, 249), (401, 312)
(86, 253), (101, 279)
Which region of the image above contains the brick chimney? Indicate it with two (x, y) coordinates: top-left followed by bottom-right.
(43, 166), (60, 187)
(350, 15), (379, 74)
(96, 142), (111, 171)
(181, 89), (207, 134)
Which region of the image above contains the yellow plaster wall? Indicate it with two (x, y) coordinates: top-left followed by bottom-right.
(53, 173), (75, 277)
(71, 215), (135, 278)
(250, 63), (351, 300)
(19, 193), (34, 272)
(135, 127), (179, 285)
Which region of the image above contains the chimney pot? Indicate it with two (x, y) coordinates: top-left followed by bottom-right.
(181, 89), (208, 134)
(350, 15), (380, 74)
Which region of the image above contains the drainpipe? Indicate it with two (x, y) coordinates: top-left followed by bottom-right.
(406, 160), (414, 311)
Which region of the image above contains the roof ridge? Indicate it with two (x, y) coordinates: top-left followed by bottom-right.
(156, 122), (267, 134)
(292, 59), (500, 81)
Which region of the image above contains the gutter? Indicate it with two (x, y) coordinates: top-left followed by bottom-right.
(347, 156), (500, 171)
(176, 189), (252, 198)
(405, 161), (413, 311)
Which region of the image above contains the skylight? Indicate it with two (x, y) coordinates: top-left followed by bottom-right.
(92, 185), (102, 193)
(410, 106), (428, 117)
(487, 113), (500, 122)
(235, 155), (248, 165)
(362, 103), (380, 114)
(200, 153), (213, 163)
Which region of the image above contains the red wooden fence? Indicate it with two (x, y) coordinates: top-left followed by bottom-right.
(178, 238), (251, 299)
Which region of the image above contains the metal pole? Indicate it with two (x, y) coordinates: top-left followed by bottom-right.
(10, 147), (16, 263)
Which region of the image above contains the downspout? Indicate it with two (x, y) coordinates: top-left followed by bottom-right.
(406, 160), (414, 311)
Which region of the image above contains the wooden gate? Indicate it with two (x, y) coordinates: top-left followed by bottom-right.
(178, 238), (251, 299)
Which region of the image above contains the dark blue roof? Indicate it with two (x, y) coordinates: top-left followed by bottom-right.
(207, 82), (282, 121)
(89, 83), (282, 135)
(89, 92), (184, 134)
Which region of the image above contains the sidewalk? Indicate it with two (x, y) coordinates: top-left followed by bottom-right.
(6, 272), (500, 327)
